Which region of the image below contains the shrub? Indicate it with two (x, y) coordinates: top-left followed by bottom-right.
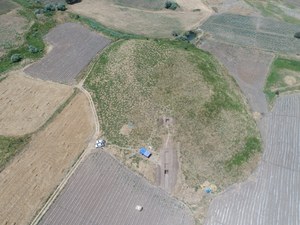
(34, 8), (43, 15)
(56, 3), (66, 11)
(11, 54), (22, 63)
(44, 3), (56, 12)
(294, 32), (300, 39)
(165, 1), (178, 10)
(28, 45), (39, 53)
(66, 0), (80, 4)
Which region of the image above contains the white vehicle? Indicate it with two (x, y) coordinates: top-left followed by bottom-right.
(95, 139), (106, 148)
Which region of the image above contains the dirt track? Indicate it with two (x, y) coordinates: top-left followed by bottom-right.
(0, 72), (73, 136)
(0, 92), (94, 225)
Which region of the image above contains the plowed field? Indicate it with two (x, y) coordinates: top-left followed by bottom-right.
(0, 72), (73, 136)
(25, 23), (111, 84)
(0, 92), (94, 225)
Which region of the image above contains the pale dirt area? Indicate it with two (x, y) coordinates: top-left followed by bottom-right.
(0, 71), (73, 136)
(0, 8), (28, 57)
(284, 75), (297, 85)
(69, 0), (212, 37)
(0, 92), (94, 225)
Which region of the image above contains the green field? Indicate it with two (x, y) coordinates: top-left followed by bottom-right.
(0, 0), (17, 15)
(85, 39), (261, 190)
(264, 57), (300, 103)
(0, 135), (30, 171)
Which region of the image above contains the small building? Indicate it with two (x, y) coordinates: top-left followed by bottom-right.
(139, 147), (151, 158)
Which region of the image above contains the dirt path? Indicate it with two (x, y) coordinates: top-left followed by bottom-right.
(157, 118), (179, 193)
(30, 61), (101, 225)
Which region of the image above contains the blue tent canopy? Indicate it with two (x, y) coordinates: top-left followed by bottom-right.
(139, 147), (151, 158)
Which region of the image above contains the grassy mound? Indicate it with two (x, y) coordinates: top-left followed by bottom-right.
(265, 57), (300, 104)
(113, 0), (165, 10)
(85, 39), (261, 190)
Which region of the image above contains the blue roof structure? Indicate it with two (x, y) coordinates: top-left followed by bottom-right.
(139, 147), (151, 158)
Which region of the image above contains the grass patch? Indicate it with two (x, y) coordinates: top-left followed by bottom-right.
(71, 14), (146, 40)
(0, 0), (56, 74)
(0, 135), (31, 171)
(245, 0), (300, 24)
(85, 39), (261, 190)
(226, 136), (261, 170)
(264, 57), (300, 103)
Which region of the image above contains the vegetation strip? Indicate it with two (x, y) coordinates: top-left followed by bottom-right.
(0, 135), (31, 172)
(0, 0), (56, 74)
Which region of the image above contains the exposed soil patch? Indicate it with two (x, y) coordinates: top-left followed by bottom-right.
(284, 75), (297, 86)
(25, 23), (111, 84)
(0, 71), (73, 136)
(0, 92), (94, 225)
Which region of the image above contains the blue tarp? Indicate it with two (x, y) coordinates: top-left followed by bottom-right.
(139, 147), (151, 158)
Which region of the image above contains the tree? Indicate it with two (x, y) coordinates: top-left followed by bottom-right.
(294, 32), (300, 39)
(165, 1), (178, 10)
(11, 54), (22, 63)
(66, 0), (80, 4)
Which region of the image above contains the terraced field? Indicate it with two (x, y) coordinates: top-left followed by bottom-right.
(38, 151), (194, 225)
(201, 13), (300, 54)
(25, 23), (111, 84)
(205, 94), (300, 225)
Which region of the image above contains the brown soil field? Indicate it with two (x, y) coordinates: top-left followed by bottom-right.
(25, 23), (111, 84)
(0, 72), (73, 136)
(0, 8), (28, 57)
(69, 0), (212, 37)
(0, 92), (94, 225)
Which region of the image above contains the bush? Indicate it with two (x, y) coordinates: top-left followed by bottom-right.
(56, 3), (66, 11)
(165, 1), (178, 10)
(28, 45), (39, 53)
(11, 54), (22, 63)
(66, 0), (80, 4)
(34, 8), (43, 15)
(294, 32), (300, 39)
(44, 3), (56, 12)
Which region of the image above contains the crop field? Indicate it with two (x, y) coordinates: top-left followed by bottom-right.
(264, 57), (300, 103)
(25, 23), (111, 84)
(0, 92), (94, 225)
(85, 39), (261, 222)
(205, 94), (300, 225)
(69, 0), (211, 37)
(201, 40), (274, 113)
(201, 13), (300, 54)
(38, 151), (194, 225)
(0, 8), (28, 57)
(0, 72), (73, 136)
(0, 0), (17, 15)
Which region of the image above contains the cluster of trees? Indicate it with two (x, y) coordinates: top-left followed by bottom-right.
(165, 1), (178, 10)
(295, 32), (300, 39)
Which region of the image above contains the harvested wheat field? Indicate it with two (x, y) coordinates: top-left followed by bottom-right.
(69, 0), (212, 37)
(0, 72), (73, 136)
(25, 23), (111, 84)
(0, 92), (94, 225)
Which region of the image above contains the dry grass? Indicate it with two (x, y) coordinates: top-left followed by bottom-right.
(0, 71), (73, 136)
(0, 8), (28, 57)
(85, 39), (261, 222)
(0, 92), (94, 225)
(69, 0), (211, 37)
